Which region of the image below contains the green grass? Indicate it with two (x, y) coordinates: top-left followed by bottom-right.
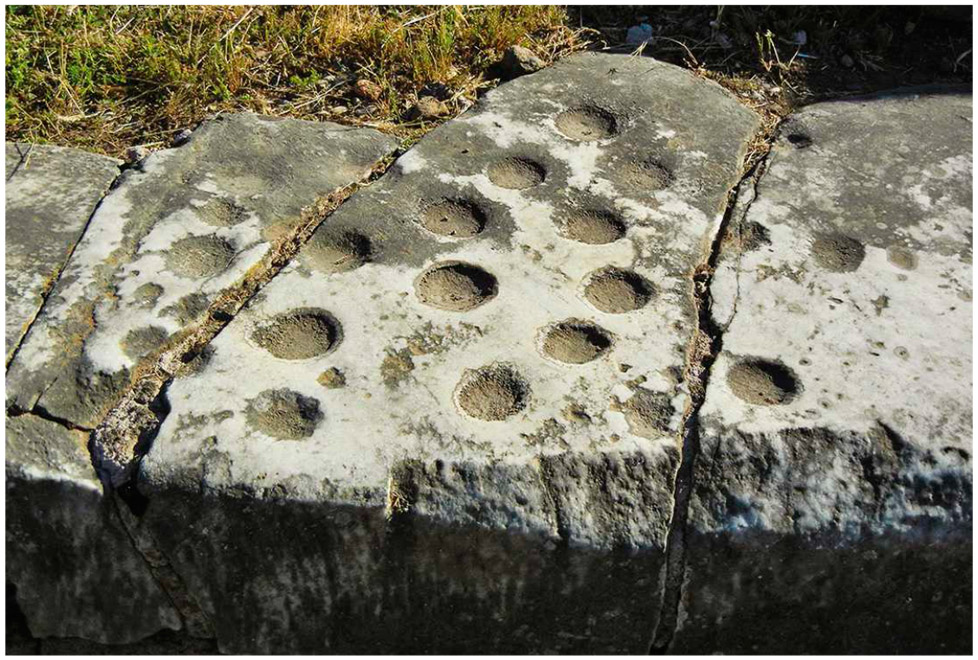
(6, 6), (971, 158)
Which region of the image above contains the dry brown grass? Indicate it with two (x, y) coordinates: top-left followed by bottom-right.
(6, 5), (591, 157)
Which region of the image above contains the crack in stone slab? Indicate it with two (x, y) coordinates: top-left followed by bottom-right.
(4, 143), (124, 369)
(649, 139), (778, 654)
(91, 152), (400, 492)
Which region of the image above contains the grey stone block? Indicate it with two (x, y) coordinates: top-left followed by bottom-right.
(673, 88), (973, 653)
(6, 115), (398, 429)
(131, 53), (759, 652)
(4, 143), (121, 362)
(5, 414), (181, 643)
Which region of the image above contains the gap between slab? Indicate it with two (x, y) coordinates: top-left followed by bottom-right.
(649, 122), (782, 654)
(65, 150), (402, 639)
(4, 159), (125, 370)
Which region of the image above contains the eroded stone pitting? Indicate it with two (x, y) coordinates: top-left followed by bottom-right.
(420, 198), (487, 237)
(886, 244), (918, 270)
(413, 261), (498, 312)
(455, 363), (529, 421)
(582, 266), (654, 313)
(685, 93), (973, 660)
(487, 157), (547, 189)
(164, 234), (236, 279)
(120, 325), (170, 362)
(539, 319), (613, 364)
(4, 144), (121, 363)
(558, 208), (626, 244)
(250, 308), (341, 360)
(197, 197), (248, 227)
(725, 358), (800, 405)
(619, 388), (676, 440)
(301, 229), (371, 273)
(245, 388), (323, 440)
(619, 158), (674, 191)
(810, 232), (866, 272)
(5, 114), (398, 429)
(555, 106), (619, 141)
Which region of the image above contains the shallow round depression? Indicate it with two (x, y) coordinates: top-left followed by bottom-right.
(250, 308), (341, 360)
(302, 229), (371, 274)
(583, 266), (653, 313)
(245, 388), (323, 440)
(554, 106), (619, 141)
(419, 199), (487, 238)
(414, 261), (497, 311)
(165, 234), (235, 279)
(539, 319), (613, 364)
(487, 157), (546, 190)
(455, 364), (529, 421)
(726, 358), (801, 406)
(559, 209), (626, 245)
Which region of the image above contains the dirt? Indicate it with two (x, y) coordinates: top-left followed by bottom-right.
(559, 209), (626, 244)
(886, 245), (918, 270)
(120, 326), (169, 361)
(487, 157), (547, 189)
(541, 320), (613, 364)
(420, 199), (487, 238)
(810, 232), (866, 272)
(317, 367), (347, 389)
(554, 106), (618, 141)
(455, 364), (529, 421)
(584, 267), (653, 313)
(619, 388), (674, 439)
(414, 261), (497, 312)
(620, 158), (674, 191)
(161, 292), (211, 326)
(380, 349), (415, 387)
(197, 197), (248, 227)
(245, 388), (322, 439)
(302, 229), (370, 273)
(251, 308), (339, 360)
(726, 358), (801, 405)
(165, 235), (235, 278)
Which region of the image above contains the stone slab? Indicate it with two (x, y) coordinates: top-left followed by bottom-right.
(5, 115), (398, 428)
(4, 143), (121, 361)
(674, 89), (973, 651)
(131, 52), (760, 652)
(141, 52), (759, 541)
(5, 414), (181, 643)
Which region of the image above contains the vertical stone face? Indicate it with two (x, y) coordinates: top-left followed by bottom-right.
(673, 90), (973, 653)
(4, 143), (121, 362)
(5, 116), (398, 429)
(5, 414), (182, 643)
(125, 53), (760, 652)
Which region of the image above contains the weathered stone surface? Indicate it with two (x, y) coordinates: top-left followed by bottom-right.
(674, 89), (972, 651)
(697, 88), (972, 536)
(4, 143), (121, 362)
(127, 53), (759, 652)
(141, 52), (758, 539)
(5, 115), (397, 428)
(5, 414), (181, 643)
